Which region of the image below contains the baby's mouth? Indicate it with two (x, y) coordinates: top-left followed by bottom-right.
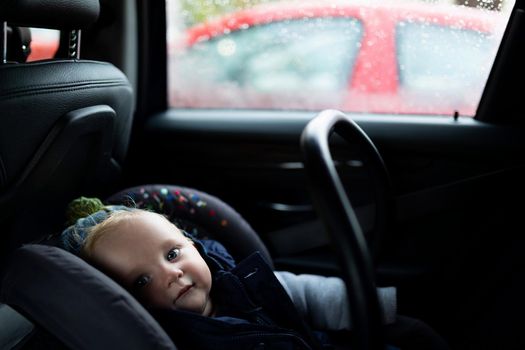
(175, 283), (194, 302)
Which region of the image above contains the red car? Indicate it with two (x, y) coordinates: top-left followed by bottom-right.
(168, 1), (507, 115)
(26, 28), (59, 62)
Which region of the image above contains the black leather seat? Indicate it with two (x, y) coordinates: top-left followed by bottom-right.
(0, 0), (134, 259)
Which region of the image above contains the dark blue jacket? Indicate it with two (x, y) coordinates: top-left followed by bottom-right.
(151, 239), (325, 350)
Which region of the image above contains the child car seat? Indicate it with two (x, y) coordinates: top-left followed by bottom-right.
(0, 184), (273, 349)
(1, 184), (450, 350)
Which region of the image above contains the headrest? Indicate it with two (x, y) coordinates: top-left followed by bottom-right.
(0, 0), (100, 30)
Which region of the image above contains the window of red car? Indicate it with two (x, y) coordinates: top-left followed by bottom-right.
(169, 18), (363, 110)
(27, 28), (60, 61)
(166, 0), (514, 116)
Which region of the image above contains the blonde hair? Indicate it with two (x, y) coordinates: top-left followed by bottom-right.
(82, 209), (187, 259)
(82, 210), (140, 258)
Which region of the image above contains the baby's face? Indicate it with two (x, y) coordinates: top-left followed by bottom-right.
(90, 211), (213, 316)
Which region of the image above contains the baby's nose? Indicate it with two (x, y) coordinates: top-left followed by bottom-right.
(166, 265), (183, 285)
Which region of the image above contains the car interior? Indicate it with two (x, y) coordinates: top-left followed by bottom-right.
(1, 0), (525, 349)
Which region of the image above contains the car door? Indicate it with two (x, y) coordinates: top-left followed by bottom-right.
(118, 0), (525, 349)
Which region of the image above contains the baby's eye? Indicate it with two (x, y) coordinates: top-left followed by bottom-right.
(167, 248), (180, 261)
(134, 275), (150, 289)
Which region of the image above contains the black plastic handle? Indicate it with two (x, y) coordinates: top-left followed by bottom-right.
(301, 109), (385, 350)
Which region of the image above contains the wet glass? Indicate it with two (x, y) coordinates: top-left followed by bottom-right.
(167, 0), (514, 116)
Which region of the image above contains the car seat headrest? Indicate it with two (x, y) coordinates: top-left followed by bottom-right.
(0, 0), (100, 30)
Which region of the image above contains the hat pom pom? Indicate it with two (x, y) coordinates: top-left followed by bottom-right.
(66, 197), (105, 225)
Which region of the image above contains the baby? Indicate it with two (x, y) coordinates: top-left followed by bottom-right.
(60, 199), (398, 349)
(81, 208), (216, 316)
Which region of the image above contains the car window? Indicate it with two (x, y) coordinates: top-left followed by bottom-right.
(169, 18), (362, 109)
(27, 28), (60, 61)
(199, 19), (360, 92)
(396, 22), (497, 115)
(167, 0), (514, 116)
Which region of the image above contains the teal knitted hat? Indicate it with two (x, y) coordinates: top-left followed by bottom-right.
(59, 197), (134, 255)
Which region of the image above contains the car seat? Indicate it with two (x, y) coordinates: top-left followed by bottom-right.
(0, 0), (134, 263)
(0, 184), (451, 350)
(0, 184), (273, 349)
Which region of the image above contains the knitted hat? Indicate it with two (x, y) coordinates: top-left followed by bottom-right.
(59, 197), (134, 255)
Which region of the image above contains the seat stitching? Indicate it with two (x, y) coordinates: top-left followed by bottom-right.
(0, 60), (111, 70)
(0, 81), (131, 101)
(0, 79), (129, 96)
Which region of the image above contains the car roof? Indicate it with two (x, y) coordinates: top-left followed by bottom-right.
(184, 0), (506, 46)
